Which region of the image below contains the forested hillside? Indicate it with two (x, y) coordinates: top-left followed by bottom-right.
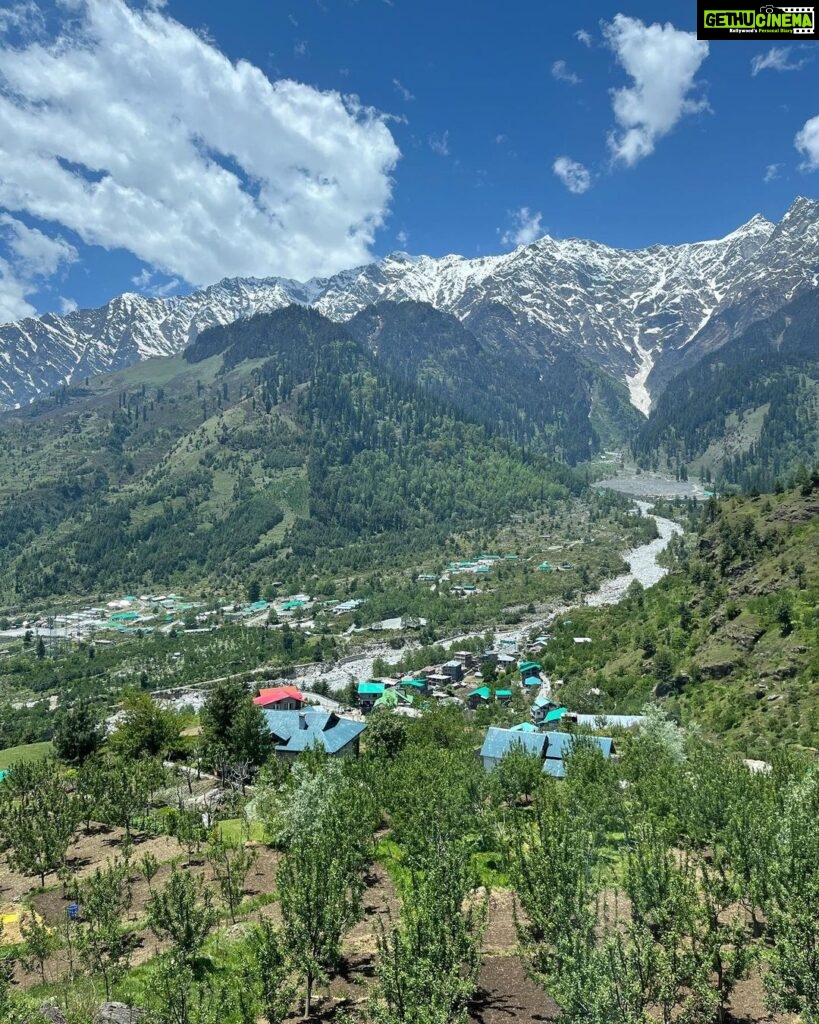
(0, 306), (586, 601)
(635, 288), (819, 491)
(346, 301), (641, 462)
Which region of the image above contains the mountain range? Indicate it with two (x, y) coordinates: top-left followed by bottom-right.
(2, 195), (818, 416)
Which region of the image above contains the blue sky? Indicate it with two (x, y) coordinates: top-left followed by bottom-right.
(0, 0), (817, 321)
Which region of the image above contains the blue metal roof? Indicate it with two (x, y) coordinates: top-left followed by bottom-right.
(542, 758), (567, 778)
(510, 722), (539, 733)
(480, 727), (547, 761)
(262, 709), (366, 754)
(543, 731), (614, 760)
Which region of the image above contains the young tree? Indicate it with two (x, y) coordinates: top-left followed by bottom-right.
(373, 838), (487, 1024)
(277, 769), (374, 1017)
(206, 837), (257, 923)
(2, 765), (78, 886)
(77, 860), (133, 998)
(20, 911), (60, 984)
(76, 756), (108, 832)
(238, 919), (297, 1024)
(99, 755), (153, 839)
(148, 869), (216, 968)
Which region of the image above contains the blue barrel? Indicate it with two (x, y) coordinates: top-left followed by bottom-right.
(67, 903), (79, 921)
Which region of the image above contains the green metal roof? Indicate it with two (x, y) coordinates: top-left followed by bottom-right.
(468, 686), (491, 700)
(545, 707), (569, 723)
(496, 689), (512, 698)
(518, 661), (541, 673)
(511, 722), (539, 733)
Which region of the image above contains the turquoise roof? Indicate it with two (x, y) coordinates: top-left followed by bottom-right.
(523, 676), (541, 687)
(518, 661), (541, 673)
(533, 696), (553, 709)
(545, 707), (569, 724)
(511, 722), (538, 733)
(358, 681), (385, 696)
(263, 709), (366, 754)
(468, 686), (491, 700)
(496, 689), (512, 698)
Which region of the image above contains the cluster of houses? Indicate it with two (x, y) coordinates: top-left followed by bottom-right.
(250, 621), (645, 772)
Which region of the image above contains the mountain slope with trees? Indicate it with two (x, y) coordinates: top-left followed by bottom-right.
(635, 288), (819, 491)
(0, 306), (587, 600)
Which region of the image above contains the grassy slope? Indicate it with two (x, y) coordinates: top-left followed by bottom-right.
(0, 740), (52, 771)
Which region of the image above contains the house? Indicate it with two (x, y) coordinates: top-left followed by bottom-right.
(573, 637), (592, 645)
(479, 726), (615, 777)
(441, 660), (465, 683)
(400, 677), (428, 696)
(495, 689), (513, 705)
(253, 685), (305, 711)
(263, 709), (366, 760)
(523, 676), (542, 691)
(466, 686), (491, 710)
(544, 706), (569, 728)
(357, 681), (385, 713)
(332, 599), (363, 616)
(510, 722), (539, 733)
(427, 673), (451, 689)
(518, 661), (541, 681)
(452, 650), (475, 669)
(479, 727), (547, 771)
(531, 695), (557, 725)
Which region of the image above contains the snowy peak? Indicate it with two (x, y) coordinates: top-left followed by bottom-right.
(0, 197), (818, 412)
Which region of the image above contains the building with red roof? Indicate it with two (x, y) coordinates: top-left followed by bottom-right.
(253, 685), (305, 711)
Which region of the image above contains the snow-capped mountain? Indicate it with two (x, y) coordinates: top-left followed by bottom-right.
(1, 196), (818, 413)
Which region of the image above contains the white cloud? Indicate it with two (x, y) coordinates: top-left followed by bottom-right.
(0, 213), (77, 276)
(396, 229), (408, 246)
(131, 266), (181, 297)
(495, 133), (507, 145)
(751, 46), (808, 76)
(428, 130), (450, 156)
(0, 2), (44, 36)
(763, 162), (782, 183)
(553, 156), (591, 194)
(59, 295), (78, 314)
(0, 0), (400, 290)
(392, 77), (414, 101)
(551, 59), (581, 85)
(575, 28), (593, 47)
(795, 114), (819, 170)
(0, 257), (36, 322)
(604, 14), (709, 166)
(0, 213), (77, 323)
(500, 207), (543, 247)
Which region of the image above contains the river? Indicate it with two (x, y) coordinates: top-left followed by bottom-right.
(585, 501), (683, 607)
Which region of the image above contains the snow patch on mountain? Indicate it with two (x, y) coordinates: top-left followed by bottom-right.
(1, 197), (818, 412)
